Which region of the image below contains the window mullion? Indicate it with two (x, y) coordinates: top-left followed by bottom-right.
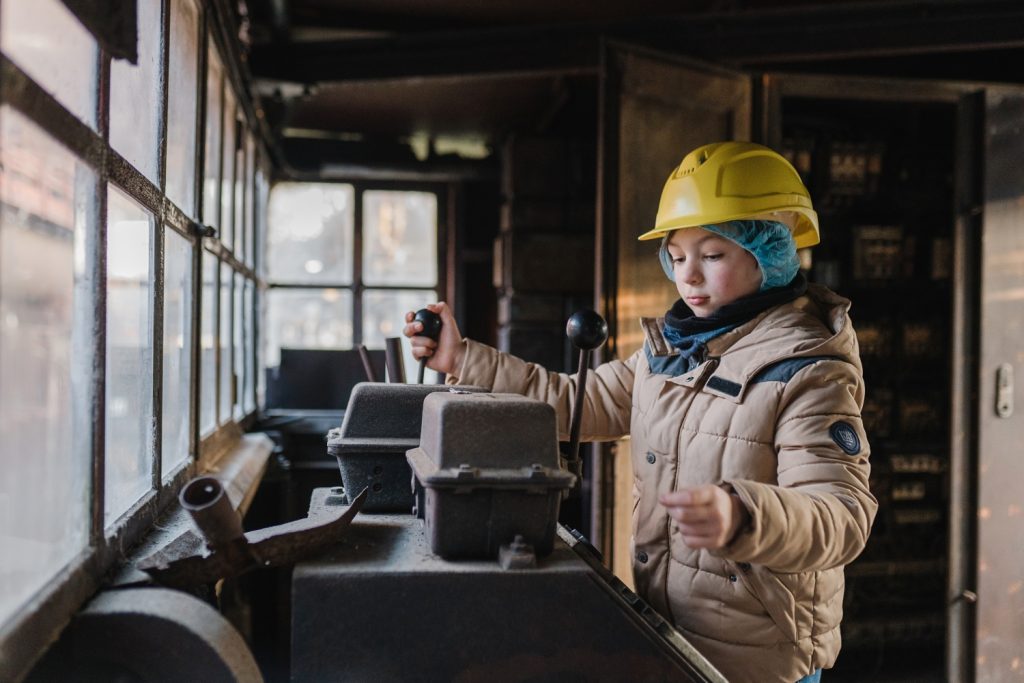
(353, 184), (364, 346)
(91, 47), (111, 546)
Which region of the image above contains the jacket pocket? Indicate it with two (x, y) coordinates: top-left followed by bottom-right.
(731, 561), (799, 643)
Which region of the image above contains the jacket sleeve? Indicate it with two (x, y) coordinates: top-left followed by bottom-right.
(445, 338), (638, 442)
(714, 358), (878, 573)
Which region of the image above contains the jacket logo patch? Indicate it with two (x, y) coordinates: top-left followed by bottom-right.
(706, 376), (741, 396)
(829, 421), (861, 455)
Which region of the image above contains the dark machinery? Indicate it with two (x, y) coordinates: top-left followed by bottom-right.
(291, 310), (727, 682)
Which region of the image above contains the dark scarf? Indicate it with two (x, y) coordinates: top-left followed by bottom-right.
(662, 273), (808, 367)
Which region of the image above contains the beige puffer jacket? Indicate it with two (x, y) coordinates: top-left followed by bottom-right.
(447, 283), (877, 683)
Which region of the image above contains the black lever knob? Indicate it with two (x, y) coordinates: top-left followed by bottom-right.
(564, 310), (608, 483)
(414, 308), (443, 341)
(566, 309), (608, 351)
(413, 308), (442, 383)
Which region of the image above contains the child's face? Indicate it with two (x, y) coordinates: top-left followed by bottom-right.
(664, 228), (762, 317)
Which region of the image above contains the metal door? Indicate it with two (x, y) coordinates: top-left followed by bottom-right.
(595, 43), (750, 582)
(975, 86), (1024, 683)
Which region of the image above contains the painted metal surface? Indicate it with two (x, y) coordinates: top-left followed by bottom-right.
(976, 87), (1024, 682)
(292, 499), (726, 683)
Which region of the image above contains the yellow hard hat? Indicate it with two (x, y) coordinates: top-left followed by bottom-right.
(639, 141), (820, 249)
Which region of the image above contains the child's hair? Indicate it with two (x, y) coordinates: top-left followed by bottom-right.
(657, 219), (800, 290)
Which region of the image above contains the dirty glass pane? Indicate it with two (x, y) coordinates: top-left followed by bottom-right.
(105, 186), (154, 525)
(264, 289), (352, 369)
(233, 271), (244, 420)
(219, 262), (232, 424)
(267, 183), (353, 284)
(0, 107), (93, 627)
(244, 134), (255, 267)
(243, 280), (255, 413)
(202, 44), (222, 224)
(362, 191), (437, 286)
(166, 0), (200, 215)
(362, 289), (439, 383)
(0, 0), (98, 129)
(110, 0), (163, 183)
(220, 89), (236, 251)
(255, 165), (268, 280)
(233, 126), (246, 261)
(162, 228), (193, 477)
(199, 250), (217, 436)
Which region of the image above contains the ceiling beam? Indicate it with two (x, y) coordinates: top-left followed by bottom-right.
(248, 0), (1024, 83)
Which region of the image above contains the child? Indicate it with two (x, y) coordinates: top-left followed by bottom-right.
(404, 141), (876, 683)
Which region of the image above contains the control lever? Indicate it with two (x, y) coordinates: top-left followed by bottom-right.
(563, 310), (608, 483)
(413, 308), (443, 384)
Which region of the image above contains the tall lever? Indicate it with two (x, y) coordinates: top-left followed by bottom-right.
(564, 310), (608, 477)
(414, 308), (443, 384)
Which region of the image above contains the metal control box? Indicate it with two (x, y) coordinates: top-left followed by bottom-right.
(328, 383), (482, 512)
(406, 392), (575, 558)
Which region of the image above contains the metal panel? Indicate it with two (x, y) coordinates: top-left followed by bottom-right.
(976, 87), (1024, 682)
(596, 43), (749, 579)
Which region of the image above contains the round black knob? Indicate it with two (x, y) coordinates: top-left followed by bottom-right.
(566, 310), (608, 350)
(414, 308), (443, 341)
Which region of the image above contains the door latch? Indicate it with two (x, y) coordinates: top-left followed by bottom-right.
(996, 363), (1013, 418)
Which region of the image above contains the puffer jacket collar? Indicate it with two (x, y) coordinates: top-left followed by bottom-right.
(641, 283), (860, 404)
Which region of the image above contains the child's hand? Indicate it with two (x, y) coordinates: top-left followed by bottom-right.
(659, 485), (748, 550)
(402, 302), (464, 376)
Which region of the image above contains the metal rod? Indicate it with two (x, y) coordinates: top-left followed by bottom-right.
(384, 337), (406, 383)
(567, 348), (591, 461)
(357, 344), (377, 382)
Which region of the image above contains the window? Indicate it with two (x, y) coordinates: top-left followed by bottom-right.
(109, 0), (163, 183)
(266, 183), (441, 383)
(0, 106), (94, 628)
(166, 0), (200, 215)
(0, 3), (267, 676)
(0, 0), (98, 129)
(104, 186), (154, 525)
(162, 228), (194, 477)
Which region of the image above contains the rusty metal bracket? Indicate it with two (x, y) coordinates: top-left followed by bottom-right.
(137, 478), (367, 589)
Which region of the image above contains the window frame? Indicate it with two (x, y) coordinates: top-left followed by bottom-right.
(0, 1), (269, 678)
(265, 179), (448, 381)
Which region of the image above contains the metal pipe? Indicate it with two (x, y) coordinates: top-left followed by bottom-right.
(384, 337), (406, 383)
(179, 476), (245, 549)
(357, 343), (377, 382)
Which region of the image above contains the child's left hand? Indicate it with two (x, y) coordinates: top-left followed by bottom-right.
(659, 485), (748, 550)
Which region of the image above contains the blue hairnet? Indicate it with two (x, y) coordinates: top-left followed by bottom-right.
(658, 220), (800, 290)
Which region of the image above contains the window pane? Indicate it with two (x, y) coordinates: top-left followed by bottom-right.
(267, 183), (353, 284)
(0, 107), (93, 627)
(219, 262), (232, 423)
(362, 289), (439, 384)
(166, 0), (200, 215)
(109, 0), (162, 183)
(243, 280), (255, 413)
(199, 250), (217, 436)
(201, 44), (222, 224)
(265, 289), (352, 369)
(105, 186), (154, 525)
(233, 272), (244, 419)
(244, 134), (255, 268)
(233, 126), (246, 260)
(162, 228), (193, 476)
(255, 163), (268, 280)
(220, 91), (236, 251)
(0, 0), (97, 128)
(362, 191), (437, 286)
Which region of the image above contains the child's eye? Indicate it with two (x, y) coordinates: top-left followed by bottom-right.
(671, 256), (685, 264)
(703, 253), (723, 261)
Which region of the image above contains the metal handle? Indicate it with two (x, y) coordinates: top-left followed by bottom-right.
(996, 363), (1013, 418)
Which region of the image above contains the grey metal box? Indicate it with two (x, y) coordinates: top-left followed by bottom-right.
(406, 392), (575, 557)
(327, 382), (482, 512)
